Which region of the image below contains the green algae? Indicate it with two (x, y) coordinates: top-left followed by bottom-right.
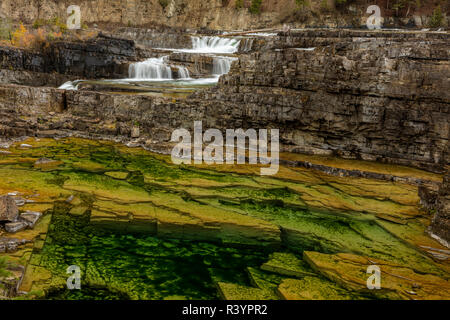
(35, 202), (272, 299)
(0, 137), (448, 300)
(277, 277), (359, 300)
(261, 252), (317, 278)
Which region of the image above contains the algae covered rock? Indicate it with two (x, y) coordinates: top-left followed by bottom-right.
(303, 251), (450, 300)
(217, 282), (279, 300)
(277, 277), (358, 300)
(261, 252), (316, 278)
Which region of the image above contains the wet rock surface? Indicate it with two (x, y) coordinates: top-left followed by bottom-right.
(0, 35), (145, 84)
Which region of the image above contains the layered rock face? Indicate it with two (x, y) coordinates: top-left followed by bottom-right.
(0, 0), (448, 30)
(0, 30), (448, 174)
(195, 30), (450, 173)
(0, 35), (139, 85)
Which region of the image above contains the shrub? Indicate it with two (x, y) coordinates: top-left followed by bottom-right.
(249, 0), (262, 14)
(11, 23), (30, 47)
(32, 19), (46, 29)
(235, 0), (244, 9)
(11, 23), (61, 50)
(159, 0), (169, 9)
(430, 5), (443, 28)
(320, 0), (329, 11)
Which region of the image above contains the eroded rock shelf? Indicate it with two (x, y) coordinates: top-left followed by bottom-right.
(0, 138), (448, 300)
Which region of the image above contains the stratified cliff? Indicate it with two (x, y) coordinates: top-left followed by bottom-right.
(0, 0), (448, 30)
(195, 30), (450, 173)
(0, 29), (448, 240)
(0, 29), (448, 173)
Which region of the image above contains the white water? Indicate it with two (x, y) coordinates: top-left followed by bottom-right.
(128, 56), (192, 80)
(213, 57), (237, 75)
(177, 66), (190, 79)
(58, 80), (82, 90)
(241, 38), (254, 52)
(246, 33), (277, 37)
(58, 36), (242, 91)
(190, 36), (240, 54)
(128, 56), (173, 80)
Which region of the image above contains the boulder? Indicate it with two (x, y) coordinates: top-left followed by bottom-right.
(4, 222), (27, 233)
(0, 195), (19, 222)
(19, 211), (41, 228)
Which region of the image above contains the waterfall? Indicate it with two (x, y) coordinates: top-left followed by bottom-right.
(241, 38), (254, 53)
(128, 56), (173, 80)
(177, 66), (190, 79)
(212, 57), (237, 75)
(191, 36), (240, 53)
(58, 80), (83, 90)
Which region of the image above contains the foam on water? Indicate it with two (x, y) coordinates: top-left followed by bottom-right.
(189, 36), (241, 54)
(58, 80), (82, 90)
(212, 57), (238, 75)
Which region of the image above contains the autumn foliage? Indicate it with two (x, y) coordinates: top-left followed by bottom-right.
(11, 23), (62, 50)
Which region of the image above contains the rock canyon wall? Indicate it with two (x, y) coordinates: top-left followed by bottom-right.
(0, 29), (448, 240)
(0, 0), (448, 30)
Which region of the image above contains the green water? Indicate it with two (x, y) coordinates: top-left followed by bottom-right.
(38, 201), (271, 300)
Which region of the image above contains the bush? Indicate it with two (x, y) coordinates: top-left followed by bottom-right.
(48, 17), (68, 33)
(159, 0), (169, 9)
(249, 0), (263, 14)
(430, 5), (443, 28)
(11, 23), (61, 50)
(32, 19), (46, 29)
(235, 0), (244, 9)
(320, 0), (329, 11)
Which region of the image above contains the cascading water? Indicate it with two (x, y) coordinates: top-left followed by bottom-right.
(190, 36), (240, 54)
(240, 38), (254, 53)
(128, 56), (173, 80)
(212, 57), (237, 75)
(128, 56), (191, 80)
(177, 66), (190, 79)
(59, 35), (240, 93)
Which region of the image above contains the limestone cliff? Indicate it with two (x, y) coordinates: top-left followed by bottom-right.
(0, 0), (448, 30)
(195, 30), (450, 173)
